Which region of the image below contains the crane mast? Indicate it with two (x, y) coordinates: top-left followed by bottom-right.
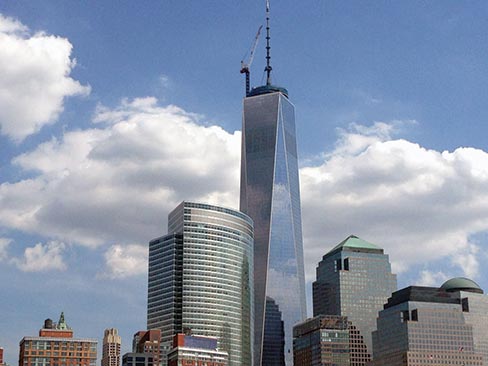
(240, 25), (263, 97)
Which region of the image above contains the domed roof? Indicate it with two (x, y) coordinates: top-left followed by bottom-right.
(440, 277), (483, 294)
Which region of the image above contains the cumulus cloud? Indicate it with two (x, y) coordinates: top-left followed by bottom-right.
(102, 244), (148, 279)
(416, 270), (449, 287)
(2, 97), (488, 281)
(301, 121), (488, 281)
(0, 14), (90, 142)
(0, 97), (240, 248)
(0, 238), (11, 260)
(11, 241), (66, 272)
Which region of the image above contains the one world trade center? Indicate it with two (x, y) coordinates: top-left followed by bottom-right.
(239, 2), (306, 364)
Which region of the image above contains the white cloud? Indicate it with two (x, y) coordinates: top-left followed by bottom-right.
(301, 121), (488, 282)
(11, 241), (66, 272)
(102, 244), (148, 279)
(1, 97), (240, 248)
(0, 238), (11, 260)
(2, 101), (488, 282)
(416, 270), (449, 287)
(0, 14), (90, 142)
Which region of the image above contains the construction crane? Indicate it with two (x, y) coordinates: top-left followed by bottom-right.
(240, 25), (263, 97)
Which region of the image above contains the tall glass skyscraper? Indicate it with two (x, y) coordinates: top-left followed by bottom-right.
(240, 85), (307, 366)
(147, 202), (254, 366)
(312, 235), (397, 364)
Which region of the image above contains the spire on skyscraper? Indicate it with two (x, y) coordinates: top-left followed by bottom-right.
(265, 0), (272, 85)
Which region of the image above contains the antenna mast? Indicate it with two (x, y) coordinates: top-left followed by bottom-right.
(265, 0), (272, 85)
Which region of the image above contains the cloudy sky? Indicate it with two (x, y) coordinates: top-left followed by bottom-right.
(2, 0), (488, 363)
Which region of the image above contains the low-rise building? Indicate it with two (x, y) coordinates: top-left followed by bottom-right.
(167, 334), (228, 366)
(293, 315), (350, 366)
(19, 313), (97, 366)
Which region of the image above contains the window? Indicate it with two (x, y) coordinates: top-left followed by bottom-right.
(462, 298), (469, 312)
(411, 309), (418, 321)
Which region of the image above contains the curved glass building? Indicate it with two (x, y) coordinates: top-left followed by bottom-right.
(147, 202), (254, 366)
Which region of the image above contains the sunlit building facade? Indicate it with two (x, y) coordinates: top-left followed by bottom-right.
(102, 328), (121, 366)
(19, 313), (97, 366)
(167, 334), (228, 366)
(372, 284), (484, 365)
(147, 202), (254, 366)
(312, 235), (397, 364)
(240, 86), (307, 366)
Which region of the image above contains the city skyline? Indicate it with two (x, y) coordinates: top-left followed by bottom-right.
(2, 1), (488, 365)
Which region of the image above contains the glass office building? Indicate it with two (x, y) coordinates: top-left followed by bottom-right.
(372, 285), (484, 365)
(312, 235), (397, 364)
(147, 202), (254, 366)
(240, 86), (307, 366)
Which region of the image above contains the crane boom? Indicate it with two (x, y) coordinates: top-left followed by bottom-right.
(240, 25), (263, 96)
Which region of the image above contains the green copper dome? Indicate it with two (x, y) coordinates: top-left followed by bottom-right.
(440, 277), (484, 294)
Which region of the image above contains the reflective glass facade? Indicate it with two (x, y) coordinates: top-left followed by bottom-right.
(312, 236), (397, 364)
(147, 202), (254, 366)
(372, 286), (483, 365)
(240, 91), (307, 366)
(460, 291), (488, 362)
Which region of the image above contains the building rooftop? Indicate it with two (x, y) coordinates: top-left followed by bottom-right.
(248, 84), (288, 98)
(383, 286), (460, 309)
(326, 235), (383, 257)
(440, 277), (484, 294)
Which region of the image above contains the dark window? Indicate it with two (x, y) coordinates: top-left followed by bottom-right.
(462, 298), (469, 312)
(335, 259), (342, 271)
(411, 309), (418, 321)
(344, 258), (349, 271)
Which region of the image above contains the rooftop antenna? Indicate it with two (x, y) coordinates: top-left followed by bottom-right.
(264, 0), (272, 86)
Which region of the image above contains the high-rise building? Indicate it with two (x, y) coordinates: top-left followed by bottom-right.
(102, 328), (121, 366)
(167, 334), (228, 366)
(312, 235), (397, 364)
(239, 5), (306, 365)
(372, 283), (485, 365)
(440, 277), (488, 361)
(293, 315), (350, 366)
(147, 202), (254, 366)
(19, 313), (97, 366)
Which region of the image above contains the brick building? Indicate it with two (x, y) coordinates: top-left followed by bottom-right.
(19, 313), (97, 366)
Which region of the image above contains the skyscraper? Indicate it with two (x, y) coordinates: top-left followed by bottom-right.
(147, 202), (254, 366)
(239, 4), (306, 365)
(102, 328), (121, 366)
(312, 235), (397, 363)
(372, 284), (484, 365)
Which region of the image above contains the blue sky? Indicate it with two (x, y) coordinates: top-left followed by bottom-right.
(1, 1), (488, 364)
